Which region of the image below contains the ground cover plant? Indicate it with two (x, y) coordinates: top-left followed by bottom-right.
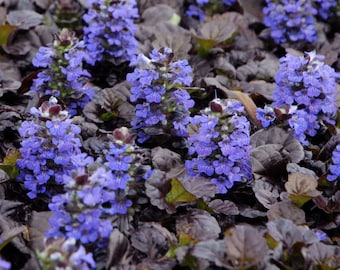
(0, 0), (340, 269)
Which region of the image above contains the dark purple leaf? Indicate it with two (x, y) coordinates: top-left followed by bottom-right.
(208, 199), (239, 215)
(106, 229), (131, 268)
(177, 173), (217, 198)
(176, 209), (221, 241)
(302, 242), (340, 269)
(151, 147), (182, 172)
(266, 218), (319, 250)
(253, 179), (279, 209)
(251, 127), (305, 163)
(224, 225), (269, 268)
(267, 200), (306, 225)
(145, 169), (175, 213)
(6, 10), (43, 30)
(130, 223), (176, 259)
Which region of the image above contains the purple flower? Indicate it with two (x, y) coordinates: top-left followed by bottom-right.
(16, 97), (88, 199)
(263, 0), (317, 44)
(327, 145), (340, 182)
(313, 0), (336, 20)
(0, 257), (10, 270)
(273, 51), (338, 145)
(186, 99), (252, 193)
(127, 47), (194, 144)
(83, 0), (139, 65)
(37, 238), (96, 270)
(256, 105), (276, 128)
(30, 29), (93, 115)
(47, 166), (118, 245)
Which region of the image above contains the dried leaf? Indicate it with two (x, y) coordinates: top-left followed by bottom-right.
(224, 225), (268, 268)
(176, 209), (221, 241)
(267, 200), (306, 225)
(285, 173), (322, 208)
(6, 10), (43, 30)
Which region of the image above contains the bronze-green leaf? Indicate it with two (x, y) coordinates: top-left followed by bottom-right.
(0, 24), (17, 46)
(165, 178), (196, 204)
(285, 173), (322, 208)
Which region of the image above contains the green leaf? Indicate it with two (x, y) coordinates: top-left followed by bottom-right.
(193, 37), (218, 57)
(288, 194), (313, 208)
(0, 24), (17, 46)
(0, 149), (21, 179)
(99, 112), (116, 121)
(165, 178), (196, 204)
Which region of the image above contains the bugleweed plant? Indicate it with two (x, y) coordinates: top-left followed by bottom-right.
(127, 47), (194, 145)
(186, 99), (252, 193)
(82, 0), (139, 65)
(30, 29), (94, 115)
(272, 51), (338, 144)
(47, 127), (150, 246)
(263, 0), (317, 45)
(16, 97), (84, 199)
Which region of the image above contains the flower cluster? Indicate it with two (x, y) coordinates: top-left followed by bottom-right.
(47, 127), (149, 245)
(47, 166), (117, 245)
(82, 0), (139, 65)
(327, 145), (340, 182)
(313, 0), (337, 20)
(263, 0), (317, 45)
(127, 47), (194, 144)
(186, 99), (252, 193)
(16, 97), (84, 199)
(37, 238), (95, 270)
(186, 0), (236, 21)
(272, 51), (338, 144)
(31, 29), (94, 115)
